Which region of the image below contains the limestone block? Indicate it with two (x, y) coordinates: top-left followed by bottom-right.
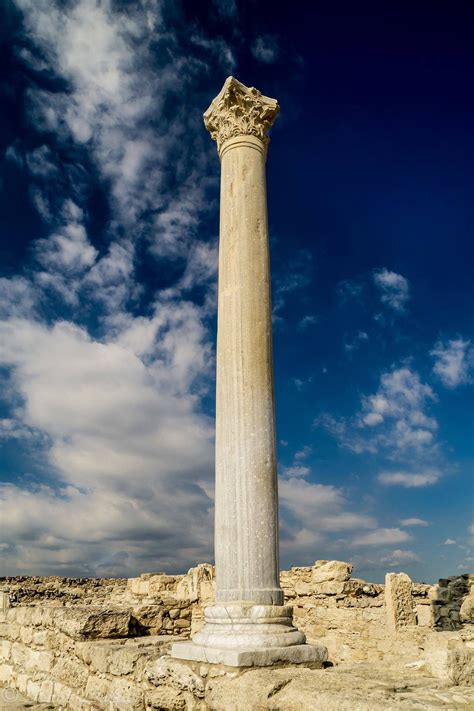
(109, 647), (141, 676)
(460, 593), (474, 623)
(88, 643), (113, 673)
(19, 625), (33, 644)
(128, 577), (141, 595)
(108, 677), (144, 710)
(68, 692), (96, 710)
(11, 642), (27, 666)
(138, 580), (150, 595)
(0, 640), (11, 660)
(175, 563), (215, 604)
(17, 672), (28, 694)
(38, 679), (54, 703)
(52, 656), (89, 690)
(145, 656), (205, 697)
(85, 674), (110, 703)
(312, 560), (353, 584)
(0, 663), (13, 683)
(25, 649), (54, 672)
(54, 607), (136, 639)
(174, 618), (191, 629)
(51, 681), (72, 707)
(4, 622), (20, 640)
(15, 607), (33, 626)
(314, 581), (345, 596)
(0, 591), (10, 610)
(415, 603), (433, 627)
(26, 678), (42, 702)
(385, 572), (416, 632)
(31, 630), (48, 646)
(31, 606), (46, 626)
(294, 581), (314, 596)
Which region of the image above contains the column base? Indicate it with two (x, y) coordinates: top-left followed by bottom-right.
(171, 641), (328, 668)
(170, 604), (328, 668)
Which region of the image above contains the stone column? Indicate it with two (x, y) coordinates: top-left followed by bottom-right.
(172, 77), (327, 667)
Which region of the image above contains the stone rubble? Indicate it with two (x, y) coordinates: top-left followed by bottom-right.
(0, 561), (472, 709)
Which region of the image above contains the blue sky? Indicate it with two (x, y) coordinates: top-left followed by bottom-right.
(0, 0), (472, 582)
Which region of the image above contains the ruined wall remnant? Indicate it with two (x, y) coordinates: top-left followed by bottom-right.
(429, 574), (474, 630)
(0, 561), (473, 709)
(385, 572), (417, 632)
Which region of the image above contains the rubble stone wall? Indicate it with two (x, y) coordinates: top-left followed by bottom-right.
(0, 561), (473, 709)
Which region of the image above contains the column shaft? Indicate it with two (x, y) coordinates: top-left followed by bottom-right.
(215, 136), (282, 605)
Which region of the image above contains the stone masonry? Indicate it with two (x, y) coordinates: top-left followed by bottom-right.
(0, 561), (473, 709)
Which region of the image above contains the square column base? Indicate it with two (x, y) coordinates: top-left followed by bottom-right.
(171, 641), (328, 668)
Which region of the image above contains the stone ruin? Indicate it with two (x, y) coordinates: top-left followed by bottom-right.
(0, 561), (473, 709)
(1, 78), (472, 709)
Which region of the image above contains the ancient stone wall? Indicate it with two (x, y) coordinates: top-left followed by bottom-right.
(0, 561), (473, 709)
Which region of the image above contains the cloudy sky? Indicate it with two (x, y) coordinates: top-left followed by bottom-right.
(0, 0), (472, 582)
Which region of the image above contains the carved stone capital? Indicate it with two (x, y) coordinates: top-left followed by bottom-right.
(204, 76), (279, 154)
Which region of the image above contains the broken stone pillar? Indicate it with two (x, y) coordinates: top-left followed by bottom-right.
(172, 77), (327, 667)
(385, 572), (417, 633)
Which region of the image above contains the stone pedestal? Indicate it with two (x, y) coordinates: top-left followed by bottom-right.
(172, 77), (327, 667)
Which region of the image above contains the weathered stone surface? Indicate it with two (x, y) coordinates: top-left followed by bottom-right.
(205, 664), (474, 710)
(107, 677), (144, 710)
(460, 593), (474, 623)
(312, 560), (353, 584)
(1, 563), (474, 709)
(146, 656), (205, 697)
(385, 572), (417, 632)
(55, 607), (137, 639)
(172, 641), (328, 668)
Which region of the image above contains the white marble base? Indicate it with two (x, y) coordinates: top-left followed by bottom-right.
(171, 640), (328, 668)
(171, 604), (328, 667)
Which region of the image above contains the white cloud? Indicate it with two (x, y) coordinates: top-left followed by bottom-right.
(344, 330), (369, 353)
(0, 313), (214, 576)
(279, 477), (376, 556)
(352, 528), (411, 547)
(469, 523), (474, 536)
(373, 268), (410, 312)
(360, 367), (437, 451)
(294, 445), (312, 460)
(14, 0), (224, 264)
(400, 518), (429, 527)
(443, 539), (457, 545)
(431, 337), (473, 389)
(378, 470), (440, 487)
(0, 277), (37, 319)
(251, 35), (279, 64)
(0, 1), (239, 577)
(381, 549), (419, 565)
(281, 465), (311, 479)
(318, 366), (439, 460)
(297, 314), (318, 330)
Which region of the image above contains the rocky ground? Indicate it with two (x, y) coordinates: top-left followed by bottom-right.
(2, 660), (474, 710)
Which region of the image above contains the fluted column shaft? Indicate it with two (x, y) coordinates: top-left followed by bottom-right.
(171, 77), (328, 665)
(215, 134), (282, 605)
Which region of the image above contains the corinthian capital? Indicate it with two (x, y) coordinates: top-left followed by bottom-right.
(204, 76), (279, 154)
